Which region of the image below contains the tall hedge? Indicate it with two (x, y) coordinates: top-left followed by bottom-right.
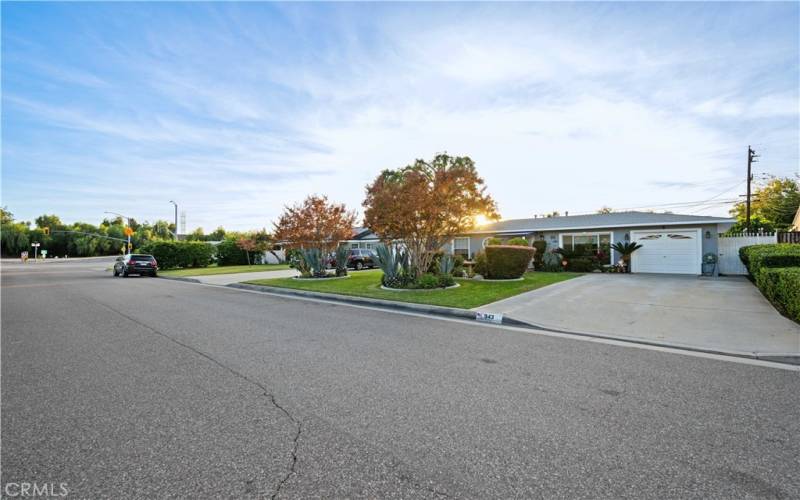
(756, 267), (800, 322)
(215, 238), (251, 266)
(740, 244), (800, 322)
(138, 240), (215, 269)
(485, 245), (535, 279)
(739, 244), (800, 278)
(531, 240), (547, 269)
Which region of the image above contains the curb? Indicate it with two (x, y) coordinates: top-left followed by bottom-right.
(158, 275), (203, 284)
(162, 279), (799, 367)
(228, 282), (479, 322)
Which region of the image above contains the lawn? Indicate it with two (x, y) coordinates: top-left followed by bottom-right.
(160, 263), (291, 277)
(244, 269), (581, 309)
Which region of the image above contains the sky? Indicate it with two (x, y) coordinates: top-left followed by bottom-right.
(2, 2), (798, 232)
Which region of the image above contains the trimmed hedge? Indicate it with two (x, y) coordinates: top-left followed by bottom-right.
(566, 257), (594, 272)
(138, 240), (215, 269)
(739, 244), (800, 278)
(215, 239), (251, 266)
(485, 245), (535, 279)
(755, 267), (800, 322)
(506, 237), (529, 246)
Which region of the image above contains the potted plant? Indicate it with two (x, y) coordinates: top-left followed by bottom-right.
(610, 242), (644, 273)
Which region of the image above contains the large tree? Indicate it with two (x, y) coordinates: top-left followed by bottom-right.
(273, 195), (356, 253)
(363, 153), (499, 278)
(729, 176), (799, 231)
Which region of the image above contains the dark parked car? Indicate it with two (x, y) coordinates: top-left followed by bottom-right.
(327, 248), (378, 270)
(113, 254), (158, 277)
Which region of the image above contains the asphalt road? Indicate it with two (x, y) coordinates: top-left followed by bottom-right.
(2, 258), (799, 499)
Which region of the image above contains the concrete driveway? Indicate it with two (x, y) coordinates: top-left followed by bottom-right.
(478, 273), (800, 357)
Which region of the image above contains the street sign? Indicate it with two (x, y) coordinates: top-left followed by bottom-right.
(41, 250), (48, 256)
(31, 243), (41, 248)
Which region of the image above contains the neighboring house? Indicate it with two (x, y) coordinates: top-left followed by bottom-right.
(341, 227), (380, 250)
(449, 211), (735, 275)
(792, 206), (800, 231)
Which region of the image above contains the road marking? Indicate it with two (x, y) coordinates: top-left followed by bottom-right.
(159, 278), (800, 372)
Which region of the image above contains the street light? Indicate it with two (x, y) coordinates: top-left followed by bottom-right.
(169, 201), (178, 240)
(104, 211), (134, 253)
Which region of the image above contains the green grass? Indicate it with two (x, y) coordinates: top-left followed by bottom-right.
(244, 269), (581, 309)
(160, 263), (291, 277)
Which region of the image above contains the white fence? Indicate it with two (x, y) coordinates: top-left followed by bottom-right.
(717, 233), (777, 275)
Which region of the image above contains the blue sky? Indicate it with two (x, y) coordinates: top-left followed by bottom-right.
(2, 2), (798, 231)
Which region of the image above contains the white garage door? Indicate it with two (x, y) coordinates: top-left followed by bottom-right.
(630, 229), (702, 275)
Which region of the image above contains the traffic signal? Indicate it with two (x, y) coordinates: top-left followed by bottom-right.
(124, 226), (134, 237)
(43, 227), (50, 236)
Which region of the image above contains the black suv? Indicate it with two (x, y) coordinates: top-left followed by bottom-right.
(113, 254), (158, 277)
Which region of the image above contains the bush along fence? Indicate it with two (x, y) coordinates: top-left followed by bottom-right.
(739, 244), (800, 322)
(138, 240), (215, 269)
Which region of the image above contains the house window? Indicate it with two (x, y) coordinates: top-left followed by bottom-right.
(559, 232), (612, 263)
(452, 237), (470, 258)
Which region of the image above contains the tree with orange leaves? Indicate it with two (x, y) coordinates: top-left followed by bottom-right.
(363, 153), (499, 278)
(273, 195), (357, 254)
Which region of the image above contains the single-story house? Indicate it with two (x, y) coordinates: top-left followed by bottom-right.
(452, 211), (734, 275)
(342, 212), (735, 275)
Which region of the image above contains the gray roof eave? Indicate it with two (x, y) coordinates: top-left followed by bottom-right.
(465, 219), (736, 235)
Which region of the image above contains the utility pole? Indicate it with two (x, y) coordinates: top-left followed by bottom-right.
(746, 146), (758, 231)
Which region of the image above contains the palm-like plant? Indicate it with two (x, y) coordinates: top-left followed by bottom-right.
(334, 245), (349, 277)
(300, 248), (327, 277)
(610, 241), (644, 273)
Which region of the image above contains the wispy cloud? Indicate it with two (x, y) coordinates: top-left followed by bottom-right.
(2, 2), (797, 230)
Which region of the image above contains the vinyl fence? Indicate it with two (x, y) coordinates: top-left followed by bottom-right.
(778, 231), (800, 244)
(717, 233), (777, 275)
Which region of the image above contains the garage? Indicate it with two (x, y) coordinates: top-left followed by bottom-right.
(630, 229), (702, 275)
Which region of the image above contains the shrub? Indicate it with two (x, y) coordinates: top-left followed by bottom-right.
(216, 238), (251, 266)
(740, 244), (800, 278)
(415, 273), (441, 289)
(427, 250), (445, 274)
(138, 240), (215, 269)
(453, 254), (465, 276)
(531, 240), (547, 269)
(485, 237), (502, 246)
(473, 251), (488, 276)
(565, 257), (594, 272)
(485, 245), (535, 279)
(756, 267), (800, 322)
(542, 251), (563, 272)
(438, 274), (455, 287)
(506, 237), (528, 246)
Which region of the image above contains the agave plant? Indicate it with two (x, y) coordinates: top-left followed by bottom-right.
(375, 243), (414, 288)
(542, 251), (563, 272)
(334, 245), (349, 277)
(438, 253), (455, 276)
(300, 247), (327, 277)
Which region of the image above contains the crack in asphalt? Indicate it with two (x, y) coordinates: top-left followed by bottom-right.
(87, 297), (302, 499)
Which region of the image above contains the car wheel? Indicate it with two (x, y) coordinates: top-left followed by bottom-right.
(122, 268), (129, 277)
(151, 271), (158, 277)
(113, 269), (119, 277)
(355, 261), (363, 271)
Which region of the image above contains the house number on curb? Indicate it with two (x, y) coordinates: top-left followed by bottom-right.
(475, 312), (503, 324)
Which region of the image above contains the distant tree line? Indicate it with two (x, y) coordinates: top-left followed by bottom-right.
(0, 207), (264, 258)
